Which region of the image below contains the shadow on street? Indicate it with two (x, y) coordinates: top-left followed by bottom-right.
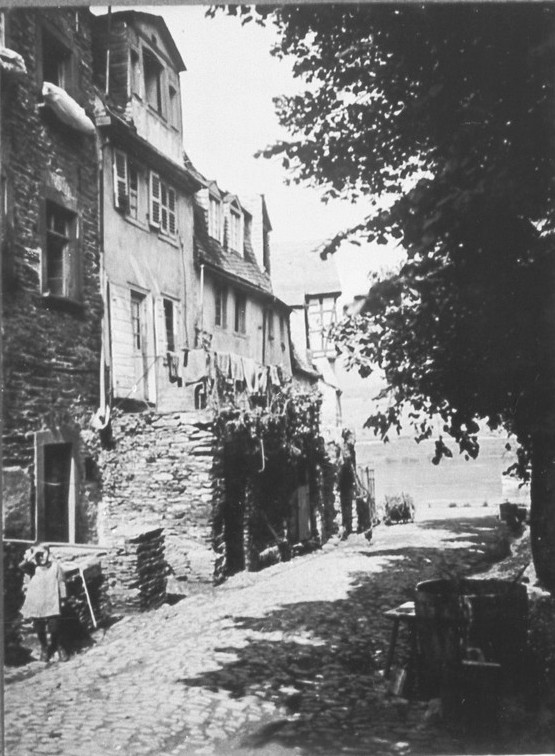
(179, 516), (537, 755)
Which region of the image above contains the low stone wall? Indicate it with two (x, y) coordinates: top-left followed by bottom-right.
(99, 409), (219, 584)
(103, 527), (167, 613)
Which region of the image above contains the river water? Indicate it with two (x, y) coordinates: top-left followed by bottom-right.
(356, 435), (530, 516)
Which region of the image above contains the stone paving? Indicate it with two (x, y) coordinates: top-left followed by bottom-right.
(3, 510), (549, 755)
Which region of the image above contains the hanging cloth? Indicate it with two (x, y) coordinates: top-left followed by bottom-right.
(215, 352), (231, 380)
(42, 82), (95, 134)
(230, 353), (245, 383)
(241, 357), (257, 394)
(184, 348), (208, 384)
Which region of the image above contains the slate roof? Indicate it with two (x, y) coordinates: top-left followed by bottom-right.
(271, 239), (342, 307)
(193, 201), (274, 298)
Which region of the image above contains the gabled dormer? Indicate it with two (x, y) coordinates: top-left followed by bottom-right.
(92, 11), (185, 162)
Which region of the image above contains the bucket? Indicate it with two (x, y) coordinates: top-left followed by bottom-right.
(415, 578), (528, 697)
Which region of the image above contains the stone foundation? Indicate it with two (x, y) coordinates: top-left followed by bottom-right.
(99, 409), (221, 583)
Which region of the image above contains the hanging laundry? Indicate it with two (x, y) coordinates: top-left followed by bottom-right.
(215, 352), (231, 381)
(184, 348), (208, 384)
(167, 352), (182, 385)
(257, 365), (268, 394)
(230, 353), (245, 383)
(241, 357), (257, 394)
(269, 365), (281, 387)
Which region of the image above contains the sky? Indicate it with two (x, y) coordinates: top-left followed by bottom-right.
(92, 5), (405, 305)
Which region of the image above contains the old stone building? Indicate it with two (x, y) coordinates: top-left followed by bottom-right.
(2, 10), (337, 648)
(1, 7), (102, 547)
(1, 7), (107, 657)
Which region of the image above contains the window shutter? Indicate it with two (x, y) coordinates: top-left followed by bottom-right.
(113, 150), (128, 210)
(168, 188), (176, 235)
(160, 183), (168, 233)
(149, 171), (161, 227)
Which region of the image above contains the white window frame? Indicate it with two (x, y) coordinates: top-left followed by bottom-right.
(149, 171), (177, 236)
(113, 149), (139, 219)
(209, 196), (222, 242)
(229, 206), (242, 253)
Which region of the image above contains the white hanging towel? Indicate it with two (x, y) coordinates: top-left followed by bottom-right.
(241, 357), (257, 392)
(42, 82), (95, 135)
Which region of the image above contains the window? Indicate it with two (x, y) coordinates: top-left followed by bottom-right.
(113, 149), (139, 219)
(307, 295), (338, 357)
(131, 292), (144, 351)
(229, 208), (242, 253)
(143, 49), (163, 114)
(149, 172), (177, 236)
(44, 201), (79, 300)
(234, 291), (246, 334)
(209, 197), (222, 241)
(215, 284), (228, 328)
(41, 26), (72, 90)
(163, 298), (175, 352)
(128, 165), (138, 219)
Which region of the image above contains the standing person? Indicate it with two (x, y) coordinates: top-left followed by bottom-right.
(338, 428), (357, 536)
(19, 544), (69, 662)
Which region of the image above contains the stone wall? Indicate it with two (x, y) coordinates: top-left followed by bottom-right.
(99, 409), (220, 583)
(2, 8), (102, 543)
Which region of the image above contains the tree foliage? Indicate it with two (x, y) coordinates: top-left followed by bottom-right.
(216, 3), (555, 473)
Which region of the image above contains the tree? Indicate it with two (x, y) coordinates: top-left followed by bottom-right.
(219, 4), (555, 588)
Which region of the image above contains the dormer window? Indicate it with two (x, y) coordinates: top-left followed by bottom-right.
(209, 196), (222, 241)
(229, 207), (242, 253)
(143, 49), (163, 114)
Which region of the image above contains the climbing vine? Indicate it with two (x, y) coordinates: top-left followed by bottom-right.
(213, 384), (337, 571)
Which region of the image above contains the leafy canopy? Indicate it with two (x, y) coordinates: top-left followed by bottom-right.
(215, 4), (555, 473)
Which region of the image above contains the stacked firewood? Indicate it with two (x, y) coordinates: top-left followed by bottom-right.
(104, 527), (167, 613)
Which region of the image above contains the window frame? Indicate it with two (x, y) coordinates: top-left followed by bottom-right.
(209, 196), (222, 242)
(149, 171), (177, 237)
(38, 23), (76, 98)
(234, 290), (247, 334)
(229, 206), (242, 253)
(214, 283), (228, 329)
(113, 149), (140, 220)
(163, 297), (176, 352)
(143, 48), (164, 116)
(42, 199), (80, 303)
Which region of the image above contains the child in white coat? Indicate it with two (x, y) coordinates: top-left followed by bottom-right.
(20, 544), (68, 662)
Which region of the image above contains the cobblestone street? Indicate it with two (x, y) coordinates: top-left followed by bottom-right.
(4, 512), (532, 756)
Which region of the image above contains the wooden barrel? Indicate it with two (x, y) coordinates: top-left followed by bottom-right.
(415, 578), (528, 696)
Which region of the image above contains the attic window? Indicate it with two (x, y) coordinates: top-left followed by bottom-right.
(209, 196), (222, 241)
(143, 49), (163, 114)
(229, 207), (242, 253)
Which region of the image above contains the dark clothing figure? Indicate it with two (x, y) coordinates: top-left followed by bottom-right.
(338, 430), (357, 535)
(19, 545), (68, 662)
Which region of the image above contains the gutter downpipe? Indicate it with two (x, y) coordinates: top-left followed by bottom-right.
(199, 263), (205, 341)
